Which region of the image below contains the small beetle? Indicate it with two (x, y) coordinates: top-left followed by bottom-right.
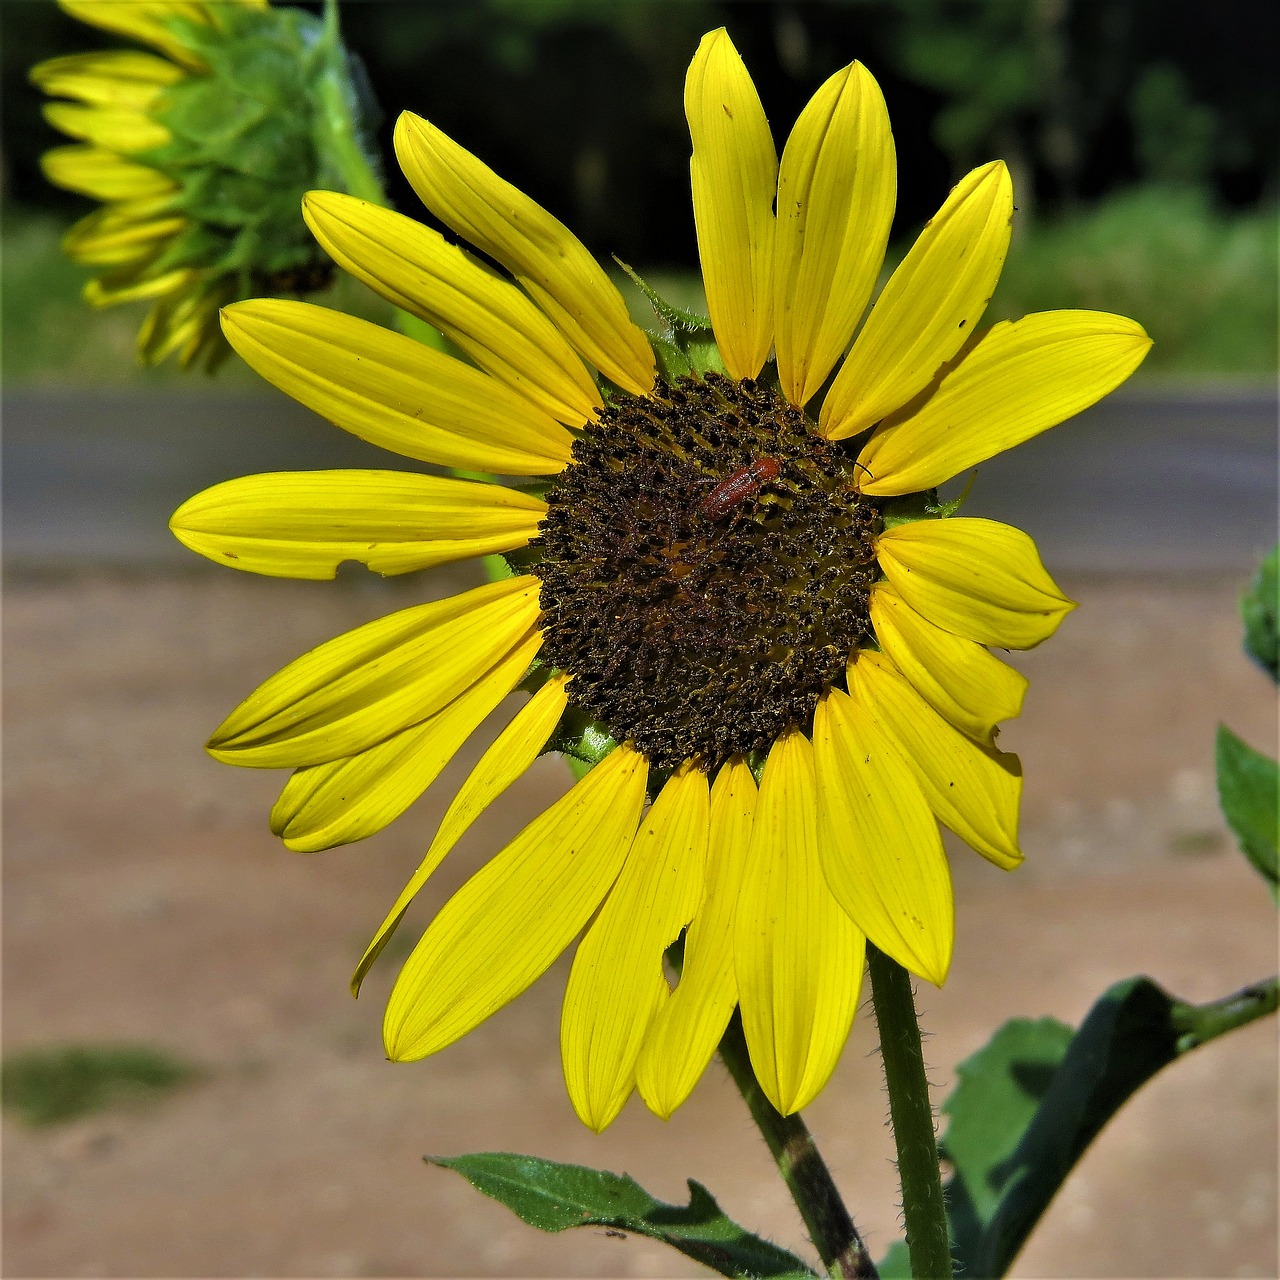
(698, 456), (781, 520)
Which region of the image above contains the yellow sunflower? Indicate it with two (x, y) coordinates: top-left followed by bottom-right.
(171, 29), (1150, 1131)
(32, 0), (365, 370)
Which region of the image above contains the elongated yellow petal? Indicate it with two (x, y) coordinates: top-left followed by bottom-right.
(395, 113), (655, 397)
(877, 517), (1074, 649)
(41, 145), (175, 201)
(848, 651), (1023, 869)
(735, 729), (865, 1115)
(207, 576), (542, 767)
(43, 102), (171, 152)
(170, 470), (546, 580)
(221, 300), (572, 477)
(270, 630), (541, 852)
(31, 51), (182, 111)
(685, 28), (777, 381)
(384, 744), (648, 1061)
(636, 756), (756, 1119)
(63, 201), (185, 267)
(351, 673), (571, 995)
(870, 580), (1026, 743)
(84, 266), (196, 307)
(302, 193), (601, 427)
(821, 160), (1014, 440)
(773, 61), (895, 407)
(57, 0), (211, 69)
(562, 762), (709, 1131)
(813, 690), (953, 985)
(857, 311), (1154, 495)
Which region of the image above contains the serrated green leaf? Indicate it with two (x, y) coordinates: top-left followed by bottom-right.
(1216, 724), (1279, 898)
(1241, 545), (1278, 681)
(428, 1152), (817, 1278)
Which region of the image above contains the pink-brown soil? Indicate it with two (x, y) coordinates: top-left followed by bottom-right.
(3, 568), (1276, 1278)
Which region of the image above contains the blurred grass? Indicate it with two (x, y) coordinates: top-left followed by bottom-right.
(4, 186), (1276, 386)
(2, 1044), (196, 1126)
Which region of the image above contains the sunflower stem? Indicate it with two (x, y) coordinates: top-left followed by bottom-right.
(867, 944), (952, 1280)
(718, 1012), (878, 1280)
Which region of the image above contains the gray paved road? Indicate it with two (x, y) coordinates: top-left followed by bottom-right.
(4, 385), (1275, 573)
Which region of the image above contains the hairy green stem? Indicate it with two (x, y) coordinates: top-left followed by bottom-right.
(316, 0), (385, 206)
(867, 945), (952, 1280)
(718, 1012), (878, 1280)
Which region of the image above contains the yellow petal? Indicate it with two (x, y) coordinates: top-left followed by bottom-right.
(636, 756), (756, 1119)
(170, 470), (546, 580)
(270, 630), (541, 852)
(562, 762), (709, 1131)
(351, 673), (571, 995)
(41, 144), (175, 201)
(734, 728), (865, 1115)
(848, 651), (1024, 870)
(876, 517), (1075, 649)
(870, 580), (1027, 743)
(821, 160), (1014, 440)
(685, 28), (777, 380)
(221, 300), (572, 476)
(384, 744), (648, 1061)
(207, 576), (542, 767)
(394, 112), (655, 396)
(813, 690), (953, 985)
(31, 51), (182, 111)
(84, 266), (196, 308)
(857, 311), (1154, 495)
(63, 200), (185, 267)
(773, 61), (895, 407)
(43, 102), (171, 152)
(302, 192), (601, 427)
(57, 0), (210, 70)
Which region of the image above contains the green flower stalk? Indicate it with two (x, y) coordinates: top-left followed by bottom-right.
(32, 0), (382, 371)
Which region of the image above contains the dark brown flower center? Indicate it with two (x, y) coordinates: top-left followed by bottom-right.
(531, 373), (880, 770)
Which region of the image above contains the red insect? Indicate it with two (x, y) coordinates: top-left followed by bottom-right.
(698, 456), (781, 520)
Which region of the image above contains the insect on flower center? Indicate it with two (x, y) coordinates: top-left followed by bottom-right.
(531, 373), (881, 769)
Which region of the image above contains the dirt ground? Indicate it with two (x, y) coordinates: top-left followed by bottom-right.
(3, 566), (1277, 1279)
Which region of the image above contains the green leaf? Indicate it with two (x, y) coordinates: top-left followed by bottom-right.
(876, 1239), (913, 1277)
(1216, 724), (1279, 899)
(428, 1152), (817, 1278)
(944, 978), (1189, 1278)
(1241, 545), (1278, 681)
(940, 1016), (1074, 1267)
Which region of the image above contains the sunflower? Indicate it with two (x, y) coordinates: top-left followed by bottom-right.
(32, 0), (365, 370)
(172, 29), (1150, 1130)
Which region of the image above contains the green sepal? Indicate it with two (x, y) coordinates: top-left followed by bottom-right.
(615, 259), (726, 381)
(136, 5), (373, 285)
(1215, 724), (1279, 899)
(879, 490), (941, 529)
(940, 975), (1278, 1278)
(427, 1152), (817, 1278)
(925, 471), (977, 518)
(1241, 545), (1278, 681)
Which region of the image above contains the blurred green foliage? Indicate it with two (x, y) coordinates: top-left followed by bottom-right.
(988, 187), (1279, 373)
(2, 1044), (196, 1126)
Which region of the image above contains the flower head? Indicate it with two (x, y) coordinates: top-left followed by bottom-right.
(172, 29), (1150, 1128)
(32, 0), (377, 370)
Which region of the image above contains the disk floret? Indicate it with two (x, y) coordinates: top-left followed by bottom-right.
(533, 373), (882, 767)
